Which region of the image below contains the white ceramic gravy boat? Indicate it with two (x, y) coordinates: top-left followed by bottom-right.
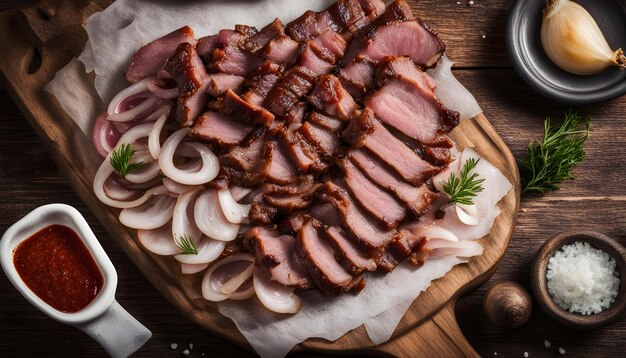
(1, 204), (151, 357)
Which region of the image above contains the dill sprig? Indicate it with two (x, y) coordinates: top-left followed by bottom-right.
(521, 111), (591, 193)
(109, 143), (148, 178)
(176, 235), (198, 255)
(443, 158), (485, 205)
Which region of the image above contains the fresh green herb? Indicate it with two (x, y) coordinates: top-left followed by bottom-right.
(443, 158), (485, 205)
(109, 143), (147, 178)
(176, 235), (198, 255)
(521, 111), (591, 193)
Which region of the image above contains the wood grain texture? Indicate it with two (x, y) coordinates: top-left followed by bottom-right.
(0, 0), (625, 357)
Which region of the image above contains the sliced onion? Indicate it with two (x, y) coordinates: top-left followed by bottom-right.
(455, 204), (479, 226)
(104, 176), (139, 201)
(107, 77), (152, 115)
(172, 188), (202, 240)
(425, 238), (484, 260)
(174, 236), (226, 264)
(93, 111), (122, 157)
(148, 112), (169, 160)
(253, 266), (302, 314)
(218, 188), (251, 224)
(137, 222), (179, 255)
(124, 150), (161, 184)
(181, 263), (209, 275)
(230, 186), (252, 201)
(119, 193), (176, 229)
(94, 163), (166, 208)
(147, 80), (179, 99)
(195, 189), (239, 241)
(410, 225), (459, 242)
(221, 263), (255, 295)
(162, 178), (202, 195)
(108, 95), (159, 122)
(159, 128), (219, 185)
(202, 253), (255, 302)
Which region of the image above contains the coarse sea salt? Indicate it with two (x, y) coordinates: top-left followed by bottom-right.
(547, 241), (620, 315)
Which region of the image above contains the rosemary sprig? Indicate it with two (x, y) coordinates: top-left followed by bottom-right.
(109, 143), (148, 178)
(176, 235), (198, 255)
(443, 158), (485, 205)
(521, 111), (591, 193)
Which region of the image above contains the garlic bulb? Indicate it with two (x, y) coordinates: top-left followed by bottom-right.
(541, 0), (626, 75)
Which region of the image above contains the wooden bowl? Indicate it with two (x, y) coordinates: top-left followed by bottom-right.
(531, 230), (626, 330)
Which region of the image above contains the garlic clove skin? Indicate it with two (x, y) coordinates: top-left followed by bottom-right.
(541, 0), (626, 75)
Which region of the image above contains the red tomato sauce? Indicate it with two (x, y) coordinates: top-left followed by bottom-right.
(13, 224), (104, 313)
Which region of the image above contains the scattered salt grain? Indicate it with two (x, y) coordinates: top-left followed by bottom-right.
(559, 347), (566, 355)
(481, 35), (486, 39)
(524, 352), (529, 357)
(547, 241), (619, 314)
(457, 1), (461, 4)
(544, 340), (551, 348)
(468, 0), (474, 5)
(171, 343), (178, 350)
(493, 353), (497, 356)
(183, 349), (190, 356)
(189, 343), (194, 350)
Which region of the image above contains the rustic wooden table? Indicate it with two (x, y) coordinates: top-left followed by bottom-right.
(1, 0), (625, 357)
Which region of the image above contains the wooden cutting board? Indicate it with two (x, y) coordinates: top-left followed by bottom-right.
(0, 1), (520, 356)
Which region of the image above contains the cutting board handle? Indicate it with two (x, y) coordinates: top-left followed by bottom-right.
(15, 0), (100, 52)
(371, 300), (479, 357)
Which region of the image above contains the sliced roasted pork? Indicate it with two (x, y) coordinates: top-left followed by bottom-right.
(349, 149), (438, 216)
(244, 227), (313, 288)
(266, 139), (298, 184)
(164, 42), (208, 127)
(263, 35), (300, 65)
(264, 66), (317, 116)
(221, 90), (275, 126)
(338, 55), (376, 97)
(189, 112), (253, 147)
(340, 158), (407, 228)
(126, 26), (197, 83)
(298, 121), (341, 160)
(311, 29), (348, 63)
(366, 76), (458, 146)
(297, 42), (335, 76)
(307, 111), (344, 131)
(318, 180), (396, 257)
(242, 19), (285, 52)
(343, 108), (439, 186)
(324, 226), (377, 275)
(296, 220), (361, 295)
(206, 73), (245, 97)
(308, 74), (358, 121)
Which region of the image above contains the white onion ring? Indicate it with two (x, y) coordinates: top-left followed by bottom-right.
(108, 95), (159, 123)
(93, 112), (122, 157)
(159, 128), (219, 185)
(107, 77), (153, 115)
(218, 189), (251, 224)
(172, 188), (202, 240)
(119, 193), (176, 229)
(147, 80), (179, 99)
(201, 253), (255, 302)
(253, 266), (302, 314)
(162, 178), (202, 195)
(148, 112), (169, 160)
(137, 222), (180, 255)
(124, 150), (161, 184)
(230, 186), (252, 202)
(174, 236), (226, 264)
(194, 189), (239, 242)
(410, 225), (459, 242)
(455, 204), (479, 226)
(181, 263), (209, 275)
(104, 176), (139, 201)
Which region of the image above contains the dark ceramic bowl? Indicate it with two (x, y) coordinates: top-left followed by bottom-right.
(506, 0), (626, 104)
(531, 231), (626, 330)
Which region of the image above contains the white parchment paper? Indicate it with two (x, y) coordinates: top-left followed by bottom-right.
(44, 1), (487, 357)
